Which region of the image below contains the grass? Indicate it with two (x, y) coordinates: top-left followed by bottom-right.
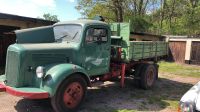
(146, 96), (178, 110)
(158, 61), (200, 77)
(164, 100), (179, 109)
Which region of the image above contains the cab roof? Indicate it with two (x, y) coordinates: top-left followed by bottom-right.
(54, 19), (108, 26)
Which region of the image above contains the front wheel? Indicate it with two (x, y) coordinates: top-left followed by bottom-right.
(51, 75), (87, 112)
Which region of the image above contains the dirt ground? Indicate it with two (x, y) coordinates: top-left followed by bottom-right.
(0, 73), (199, 112)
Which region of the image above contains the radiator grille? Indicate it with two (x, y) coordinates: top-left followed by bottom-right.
(5, 50), (20, 87)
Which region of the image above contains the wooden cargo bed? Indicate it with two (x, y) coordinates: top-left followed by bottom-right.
(128, 41), (168, 61)
(110, 22), (168, 62)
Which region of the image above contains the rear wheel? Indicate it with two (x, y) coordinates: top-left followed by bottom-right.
(133, 64), (143, 87)
(51, 75), (87, 112)
(155, 64), (159, 80)
(140, 64), (156, 89)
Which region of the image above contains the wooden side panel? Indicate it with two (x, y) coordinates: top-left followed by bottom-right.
(169, 41), (186, 63)
(129, 41), (168, 61)
(191, 41), (200, 65)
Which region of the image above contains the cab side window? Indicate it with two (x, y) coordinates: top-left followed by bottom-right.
(86, 28), (107, 43)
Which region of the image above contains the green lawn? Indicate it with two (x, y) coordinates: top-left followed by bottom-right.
(158, 61), (200, 77)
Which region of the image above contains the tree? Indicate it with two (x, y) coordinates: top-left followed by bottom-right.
(183, 0), (200, 35)
(150, 0), (200, 35)
(76, 0), (124, 22)
(76, 0), (200, 35)
(42, 13), (60, 22)
(76, 0), (159, 32)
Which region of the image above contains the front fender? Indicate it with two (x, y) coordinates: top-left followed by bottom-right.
(40, 63), (89, 97)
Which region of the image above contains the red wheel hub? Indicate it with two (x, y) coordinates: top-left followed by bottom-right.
(63, 82), (84, 109)
(147, 70), (154, 86)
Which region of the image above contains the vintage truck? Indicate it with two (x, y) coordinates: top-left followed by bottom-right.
(0, 20), (168, 112)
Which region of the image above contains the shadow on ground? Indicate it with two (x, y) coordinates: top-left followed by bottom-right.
(14, 99), (54, 112)
(14, 77), (193, 112)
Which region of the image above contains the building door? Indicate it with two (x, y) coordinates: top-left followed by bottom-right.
(191, 41), (200, 65)
(169, 41), (186, 63)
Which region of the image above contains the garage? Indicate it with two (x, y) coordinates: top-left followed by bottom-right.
(0, 13), (56, 67)
(191, 41), (200, 65)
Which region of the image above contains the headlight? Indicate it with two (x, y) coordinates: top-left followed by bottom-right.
(36, 66), (45, 78)
(179, 102), (194, 112)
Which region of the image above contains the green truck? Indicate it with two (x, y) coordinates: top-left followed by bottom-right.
(0, 20), (168, 112)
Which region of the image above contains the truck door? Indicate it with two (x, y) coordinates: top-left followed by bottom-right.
(84, 26), (110, 76)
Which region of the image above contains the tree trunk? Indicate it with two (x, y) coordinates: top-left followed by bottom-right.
(160, 0), (166, 33)
(169, 0), (176, 29)
(112, 0), (123, 22)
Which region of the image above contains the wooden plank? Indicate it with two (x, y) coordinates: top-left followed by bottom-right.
(129, 41), (168, 60)
(169, 41), (186, 63)
(191, 41), (200, 65)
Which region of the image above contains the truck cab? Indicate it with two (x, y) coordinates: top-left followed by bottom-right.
(0, 20), (111, 111)
(4, 20), (111, 86)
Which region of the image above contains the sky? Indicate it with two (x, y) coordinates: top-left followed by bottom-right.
(0, 0), (81, 21)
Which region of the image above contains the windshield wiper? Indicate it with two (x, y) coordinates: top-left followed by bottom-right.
(55, 34), (70, 42)
(71, 31), (79, 40)
(57, 34), (69, 40)
(55, 32), (78, 43)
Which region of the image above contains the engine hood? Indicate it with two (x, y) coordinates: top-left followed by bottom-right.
(18, 42), (79, 51)
(15, 26), (55, 43)
(8, 42), (80, 64)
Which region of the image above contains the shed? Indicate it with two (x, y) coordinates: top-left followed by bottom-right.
(167, 35), (200, 65)
(130, 32), (166, 41)
(0, 13), (56, 67)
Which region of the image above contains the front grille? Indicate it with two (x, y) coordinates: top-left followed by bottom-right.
(5, 50), (20, 87)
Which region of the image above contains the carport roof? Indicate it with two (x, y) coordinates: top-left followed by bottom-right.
(0, 13), (56, 25)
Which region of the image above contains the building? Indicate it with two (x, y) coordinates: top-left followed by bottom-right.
(0, 13), (56, 66)
(130, 32), (166, 41)
(167, 35), (200, 65)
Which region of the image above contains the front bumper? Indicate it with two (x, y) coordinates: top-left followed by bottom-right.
(0, 83), (49, 99)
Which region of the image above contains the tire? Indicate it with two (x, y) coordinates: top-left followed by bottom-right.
(154, 64), (159, 80)
(51, 74), (87, 112)
(133, 64), (143, 87)
(140, 64), (156, 89)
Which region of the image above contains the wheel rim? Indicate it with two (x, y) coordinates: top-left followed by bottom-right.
(63, 82), (84, 109)
(147, 69), (154, 86)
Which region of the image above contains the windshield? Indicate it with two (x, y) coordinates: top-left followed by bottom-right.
(53, 24), (82, 43)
